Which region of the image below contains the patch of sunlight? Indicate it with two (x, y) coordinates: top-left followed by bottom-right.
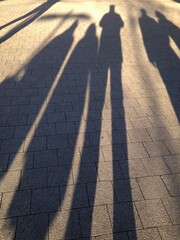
(169, 36), (180, 58)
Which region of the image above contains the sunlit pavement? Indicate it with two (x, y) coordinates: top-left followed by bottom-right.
(0, 0), (180, 239)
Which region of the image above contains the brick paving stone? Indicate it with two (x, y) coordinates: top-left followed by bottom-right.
(128, 228), (161, 240)
(14, 125), (34, 138)
(49, 209), (81, 240)
(162, 197), (180, 225)
(57, 148), (80, 165)
(36, 123), (56, 136)
(20, 168), (47, 190)
(25, 136), (46, 152)
(166, 126), (180, 139)
(73, 163), (98, 183)
(47, 135), (68, 149)
(56, 122), (77, 134)
(141, 157), (170, 176)
(107, 203), (142, 231)
(123, 143), (148, 159)
(0, 218), (17, 240)
(80, 146), (104, 163)
(0, 154), (9, 171)
(135, 199), (171, 228)
(80, 206), (112, 237)
(163, 155), (180, 173)
(97, 161), (123, 181)
(89, 131), (111, 146)
(128, 129), (152, 142)
(92, 233), (128, 240)
(87, 181), (114, 206)
(0, 170), (21, 192)
(101, 144), (126, 161)
(34, 150), (57, 168)
(47, 165), (73, 187)
(113, 179), (144, 202)
(1, 138), (24, 154)
(137, 176), (169, 199)
(130, 117), (152, 129)
(120, 159), (148, 178)
(31, 187), (60, 214)
(60, 184), (89, 210)
(0, 127), (15, 139)
(163, 140), (180, 155)
(16, 213), (48, 240)
(143, 141), (170, 157)
(158, 226), (180, 240)
(161, 174), (180, 196)
(0, 190), (31, 218)
(8, 152), (33, 170)
(146, 127), (172, 140)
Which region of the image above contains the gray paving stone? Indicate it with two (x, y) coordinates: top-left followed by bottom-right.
(164, 140), (180, 155)
(12, 96), (29, 105)
(34, 150), (57, 168)
(0, 106), (19, 116)
(130, 117), (152, 129)
(14, 125), (34, 138)
(158, 225), (180, 240)
(58, 148), (80, 165)
(0, 170), (21, 192)
(120, 159), (148, 178)
(146, 127), (172, 140)
(73, 163), (98, 183)
(107, 203), (142, 231)
(166, 126), (180, 139)
(114, 179), (144, 202)
(47, 166), (73, 186)
(101, 144), (126, 161)
(113, 118), (134, 130)
(0, 115), (8, 127)
(92, 233), (128, 240)
(87, 181), (114, 206)
(80, 206), (112, 237)
(19, 105), (37, 115)
(163, 155), (180, 173)
(46, 112), (65, 123)
(148, 116), (170, 128)
(0, 190), (31, 218)
(135, 106), (154, 117)
(16, 213), (48, 240)
(25, 136), (46, 152)
(36, 123), (56, 136)
(123, 143), (148, 159)
(1, 138), (24, 153)
(137, 176), (169, 199)
(68, 133), (91, 147)
(98, 161), (123, 181)
(60, 184), (89, 210)
(128, 228), (161, 240)
(9, 152), (33, 170)
(56, 122), (77, 134)
(20, 168), (47, 190)
(28, 113), (46, 125)
(31, 187), (60, 214)
(110, 130), (131, 144)
(162, 197), (180, 225)
(0, 127), (14, 139)
(0, 154), (9, 171)
(7, 114), (27, 126)
(143, 141), (170, 157)
(81, 146), (104, 163)
(161, 174), (180, 196)
(135, 199), (171, 228)
(89, 131), (111, 146)
(66, 111), (83, 122)
(49, 209), (81, 239)
(128, 129), (151, 142)
(141, 157), (170, 176)
(0, 218), (17, 240)
(47, 135), (68, 149)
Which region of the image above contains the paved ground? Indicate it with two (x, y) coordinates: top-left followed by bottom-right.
(0, 0), (180, 239)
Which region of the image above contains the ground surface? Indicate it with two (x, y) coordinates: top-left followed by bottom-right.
(0, 0), (180, 239)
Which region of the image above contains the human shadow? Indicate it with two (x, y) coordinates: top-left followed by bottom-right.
(139, 9), (180, 119)
(0, 0), (58, 43)
(4, 22), (99, 239)
(65, 5), (138, 239)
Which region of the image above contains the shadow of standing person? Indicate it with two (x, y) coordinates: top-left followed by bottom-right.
(65, 5), (138, 239)
(139, 9), (180, 119)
